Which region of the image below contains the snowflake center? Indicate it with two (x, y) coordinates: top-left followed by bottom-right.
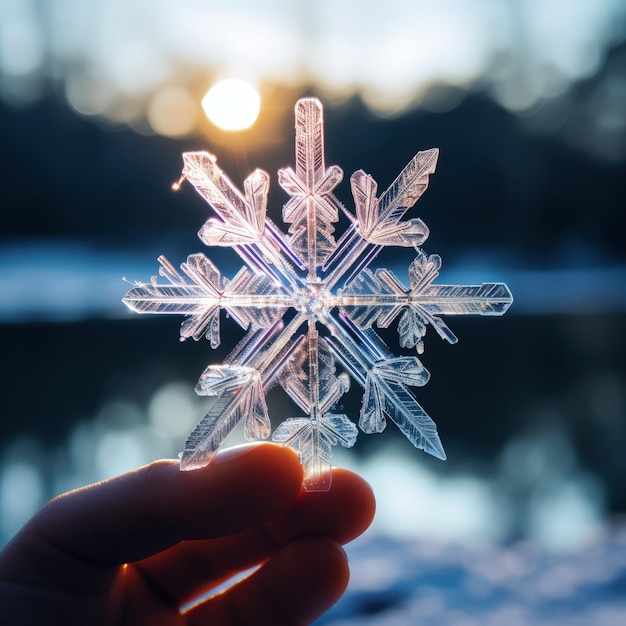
(295, 283), (333, 318)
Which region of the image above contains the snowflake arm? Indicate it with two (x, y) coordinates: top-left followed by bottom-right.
(322, 311), (445, 460)
(181, 152), (305, 286)
(180, 314), (307, 469)
(341, 249), (513, 352)
(278, 98), (344, 273)
(321, 148), (437, 287)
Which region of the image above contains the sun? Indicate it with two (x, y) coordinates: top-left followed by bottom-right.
(201, 79), (261, 131)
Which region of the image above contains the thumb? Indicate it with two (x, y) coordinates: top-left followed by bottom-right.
(0, 444), (302, 574)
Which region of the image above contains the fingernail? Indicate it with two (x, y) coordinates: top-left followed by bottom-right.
(211, 443), (260, 465)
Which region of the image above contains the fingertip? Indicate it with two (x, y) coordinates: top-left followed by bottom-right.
(198, 443), (304, 517)
(150, 443), (303, 497)
(157, 443), (304, 541)
(267, 467), (376, 548)
(210, 441), (300, 470)
(328, 468), (377, 543)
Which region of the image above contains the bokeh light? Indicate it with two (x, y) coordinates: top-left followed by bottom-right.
(201, 79), (261, 131)
(147, 86), (197, 137)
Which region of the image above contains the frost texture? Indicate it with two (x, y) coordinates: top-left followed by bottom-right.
(123, 98), (513, 491)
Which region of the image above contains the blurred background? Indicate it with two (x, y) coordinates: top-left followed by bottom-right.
(1, 0), (625, 623)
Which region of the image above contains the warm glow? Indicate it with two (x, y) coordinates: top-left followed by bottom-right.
(147, 86), (197, 137)
(201, 79), (261, 131)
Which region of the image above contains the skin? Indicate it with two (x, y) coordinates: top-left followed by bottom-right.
(0, 443), (375, 625)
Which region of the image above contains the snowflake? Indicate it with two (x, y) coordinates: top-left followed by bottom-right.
(123, 98), (513, 491)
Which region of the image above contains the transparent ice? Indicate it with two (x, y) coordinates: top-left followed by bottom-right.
(123, 98), (513, 491)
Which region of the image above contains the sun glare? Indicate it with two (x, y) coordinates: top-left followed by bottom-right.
(201, 79), (261, 131)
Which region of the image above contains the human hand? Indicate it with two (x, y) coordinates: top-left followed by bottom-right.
(0, 443), (375, 625)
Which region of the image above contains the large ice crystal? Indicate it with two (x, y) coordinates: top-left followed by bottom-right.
(123, 98), (513, 491)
